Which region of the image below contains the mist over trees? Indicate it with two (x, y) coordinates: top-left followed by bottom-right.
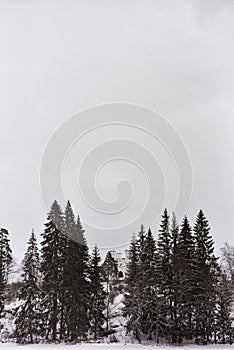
(0, 202), (233, 345)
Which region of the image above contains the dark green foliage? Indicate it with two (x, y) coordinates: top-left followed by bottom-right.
(102, 251), (118, 282)
(215, 272), (233, 344)
(102, 251), (118, 336)
(124, 231), (143, 342)
(1, 204), (232, 345)
(40, 200), (66, 342)
(157, 209), (173, 341)
(125, 209), (231, 345)
(39, 200), (91, 342)
(193, 210), (220, 344)
(88, 245), (106, 339)
(0, 228), (13, 319)
(125, 226), (162, 343)
(176, 215), (196, 342)
(14, 230), (40, 344)
(63, 201), (90, 342)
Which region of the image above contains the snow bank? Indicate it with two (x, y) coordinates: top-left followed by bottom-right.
(0, 343), (233, 349)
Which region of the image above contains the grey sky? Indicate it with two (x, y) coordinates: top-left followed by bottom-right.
(0, 0), (234, 260)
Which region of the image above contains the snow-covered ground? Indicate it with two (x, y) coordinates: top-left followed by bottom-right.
(0, 344), (233, 349)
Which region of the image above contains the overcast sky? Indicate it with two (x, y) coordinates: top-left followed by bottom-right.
(0, 0), (234, 260)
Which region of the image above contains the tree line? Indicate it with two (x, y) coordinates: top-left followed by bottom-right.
(0, 202), (233, 345)
(124, 210), (233, 345)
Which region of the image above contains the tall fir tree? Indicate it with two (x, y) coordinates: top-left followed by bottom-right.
(176, 215), (196, 343)
(125, 226), (162, 342)
(40, 200), (65, 342)
(193, 210), (219, 344)
(170, 212), (181, 343)
(64, 200), (75, 239)
(0, 228), (13, 320)
(102, 251), (118, 336)
(156, 209), (173, 341)
(215, 271), (233, 344)
(63, 201), (90, 342)
(88, 245), (106, 339)
(124, 233), (142, 342)
(14, 230), (40, 344)
(140, 228), (159, 340)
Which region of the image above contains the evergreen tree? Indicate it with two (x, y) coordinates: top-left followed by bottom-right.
(140, 228), (159, 340)
(14, 230), (40, 344)
(63, 202), (90, 342)
(102, 251), (118, 336)
(215, 272), (233, 344)
(102, 251), (118, 283)
(156, 209), (173, 341)
(193, 210), (219, 344)
(126, 234), (138, 289)
(64, 200), (75, 239)
(71, 215), (86, 245)
(88, 245), (106, 339)
(125, 226), (162, 342)
(124, 234), (142, 341)
(0, 228), (13, 319)
(170, 213), (181, 343)
(176, 215), (196, 343)
(40, 200), (65, 342)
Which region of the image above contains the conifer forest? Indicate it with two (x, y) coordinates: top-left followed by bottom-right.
(0, 201), (233, 346)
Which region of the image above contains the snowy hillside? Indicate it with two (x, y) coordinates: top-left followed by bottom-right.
(0, 344), (233, 349)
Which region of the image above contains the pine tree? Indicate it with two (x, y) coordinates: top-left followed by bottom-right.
(88, 245), (106, 340)
(140, 228), (158, 340)
(193, 210), (219, 344)
(124, 234), (141, 341)
(156, 209), (173, 341)
(71, 215), (86, 245)
(126, 234), (138, 289)
(40, 200), (65, 342)
(134, 222), (147, 339)
(125, 226), (162, 342)
(63, 202), (90, 342)
(14, 230), (40, 344)
(64, 200), (75, 239)
(176, 215), (196, 343)
(0, 228), (13, 319)
(102, 251), (118, 283)
(170, 213), (180, 343)
(102, 251), (118, 336)
(215, 271), (233, 344)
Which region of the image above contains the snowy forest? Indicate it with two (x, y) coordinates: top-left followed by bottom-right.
(0, 200), (233, 346)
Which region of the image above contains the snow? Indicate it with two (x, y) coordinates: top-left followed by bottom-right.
(0, 344), (233, 349)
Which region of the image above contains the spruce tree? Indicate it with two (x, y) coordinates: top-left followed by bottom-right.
(193, 210), (219, 344)
(14, 230), (40, 344)
(63, 202), (90, 342)
(102, 251), (118, 283)
(140, 228), (159, 340)
(64, 200), (75, 239)
(176, 215), (196, 343)
(156, 209), (173, 341)
(170, 213), (180, 343)
(89, 245), (106, 339)
(124, 234), (141, 342)
(40, 200), (65, 342)
(215, 271), (233, 344)
(102, 251), (118, 336)
(125, 226), (162, 342)
(0, 228), (13, 319)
